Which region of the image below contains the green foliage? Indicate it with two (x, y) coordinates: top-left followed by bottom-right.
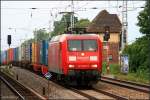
(116, 73), (149, 84)
(123, 36), (150, 81)
(53, 21), (66, 35)
(33, 29), (50, 41)
(120, 1), (150, 83)
(22, 28), (50, 45)
(137, 0), (150, 35)
(102, 63), (149, 84)
(52, 15), (90, 36)
(52, 13), (78, 36)
(75, 19), (90, 28)
(102, 62), (120, 75)
(102, 37), (150, 84)
(50, 31), (56, 38)
(22, 39), (34, 46)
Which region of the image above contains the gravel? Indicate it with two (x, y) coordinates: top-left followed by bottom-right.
(3, 66), (148, 99)
(0, 80), (18, 100)
(93, 81), (150, 99)
(10, 66), (87, 99)
(80, 90), (114, 99)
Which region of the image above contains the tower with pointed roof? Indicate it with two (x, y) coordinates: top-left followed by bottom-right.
(87, 10), (122, 64)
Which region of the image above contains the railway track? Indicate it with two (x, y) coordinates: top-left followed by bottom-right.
(7, 67), (148, 99)
(56, 82), (129, 100)
(0, 71), (45, 100)
(92, 88), (128, 100)
(71, 87), (129, 100)
(67, 87), (99, 100)
(28, 68), (128, 99)
(101, 76), (150, 93)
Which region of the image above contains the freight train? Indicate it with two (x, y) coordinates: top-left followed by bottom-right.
(1, 34), (102, 86)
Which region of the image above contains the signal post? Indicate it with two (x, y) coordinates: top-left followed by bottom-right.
(7, 35), (11, 67)
(103, 26), (110, 74)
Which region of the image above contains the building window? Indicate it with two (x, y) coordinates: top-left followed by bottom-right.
(109, 55), (113, 61)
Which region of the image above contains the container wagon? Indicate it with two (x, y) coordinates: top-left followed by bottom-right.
(7, 48), (14, 64)
(13, 47), (19, 66)
(39, 40), (49, 74)
(31, 42), (40, 71)
(1, 51), (7, 65)
(20, 43), (32, 68)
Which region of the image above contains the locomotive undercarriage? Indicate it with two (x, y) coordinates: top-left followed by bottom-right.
(53, 70), (101, 86)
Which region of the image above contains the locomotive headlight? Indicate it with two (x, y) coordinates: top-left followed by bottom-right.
(90, 56), (97, 61)
(69, 64), (75, 68)
(91, 64), (97, 68)
(69, 56), (76, 61)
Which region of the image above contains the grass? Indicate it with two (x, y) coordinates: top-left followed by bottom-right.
(102, 62), (150, 85)
(0, 65), (15, 77)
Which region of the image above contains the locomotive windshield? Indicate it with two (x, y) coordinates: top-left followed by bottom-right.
(68, 40), (97, 51)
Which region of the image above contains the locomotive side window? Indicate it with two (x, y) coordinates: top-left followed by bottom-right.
(68, 40), (97, 52)
(83, 40), (97, 51)
(68, 40), (82, 51)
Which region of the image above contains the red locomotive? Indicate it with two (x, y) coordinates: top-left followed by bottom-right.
(48, 34), (102, 85)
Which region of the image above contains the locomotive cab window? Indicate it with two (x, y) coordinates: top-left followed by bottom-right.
(68, 40), (97, 52)
(68, 40), (82, 51)
(83, 40), (97, 51)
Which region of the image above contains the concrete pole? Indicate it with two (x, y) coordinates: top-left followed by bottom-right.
(106, 41), (110, 74)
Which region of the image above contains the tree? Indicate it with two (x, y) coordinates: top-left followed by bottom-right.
(75, 19), (90, 28)
(137, 0), (150, 35)
(137, 0), (150, 79)
(52, 13), (78, 36)
(123, 36), (150, 79)
(21, 39), (34, 46)
(22, 29), (50, 46)
(123, 1), (150, 79)
(33, 29), (49, 41)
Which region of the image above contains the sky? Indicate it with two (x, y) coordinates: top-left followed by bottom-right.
(1, 1), (145, 51)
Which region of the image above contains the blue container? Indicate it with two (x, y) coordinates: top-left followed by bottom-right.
(13, 47), (19, 62)
(1, 51), (7, 64)
(40, 40), (48, 66)
(29, 43), (32, 62)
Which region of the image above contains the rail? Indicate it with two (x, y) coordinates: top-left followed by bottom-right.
(0, 76), (25, 100)
(92, 88), (128, 100)
(27, 68), (129, 99)
(0, 71), (44, 100)
(101, 76), (150, 93)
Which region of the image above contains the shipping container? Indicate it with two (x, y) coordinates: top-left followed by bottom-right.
(29, 43), (32, 62)
(25, 43), (31, 62)
(21, 45), (25, 61)
(7, 48), (14, 63)
(21, 43), (31, 62)
(40, 40), (49, 66)
(1, 51), (7, 65)
(18, 46), (22, 61)
(13, 47), (19, 62)
(32, 42), (40, 64)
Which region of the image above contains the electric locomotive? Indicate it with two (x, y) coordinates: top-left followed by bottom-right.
(48, 34), (102, 86)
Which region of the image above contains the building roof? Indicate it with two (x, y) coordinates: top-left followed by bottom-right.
(86, 10), (122, 33)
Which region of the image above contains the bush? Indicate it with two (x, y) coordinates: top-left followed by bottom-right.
(123, 36), (150, 74)
(102, 62), (120, 75)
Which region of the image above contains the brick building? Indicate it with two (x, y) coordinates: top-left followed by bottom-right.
(86, 10), (122, 64)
